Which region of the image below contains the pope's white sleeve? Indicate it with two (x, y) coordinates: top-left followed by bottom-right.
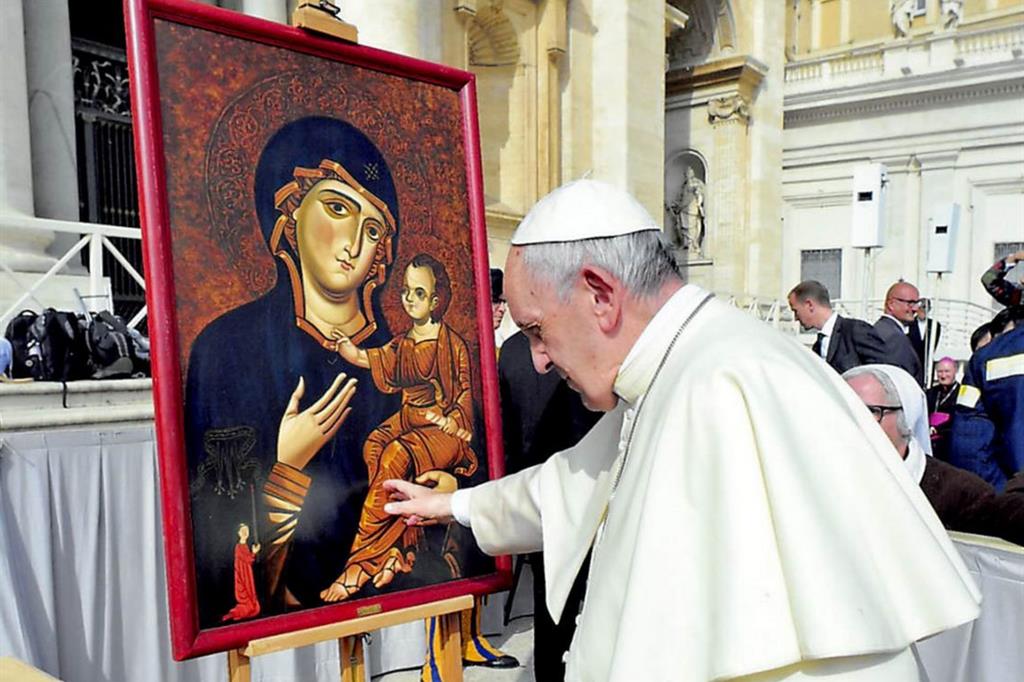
(467, 464), (545, 556)
(450, 488), (473, 527)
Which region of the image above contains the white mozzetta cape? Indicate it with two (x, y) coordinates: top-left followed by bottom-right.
(469, 286), (979, 681)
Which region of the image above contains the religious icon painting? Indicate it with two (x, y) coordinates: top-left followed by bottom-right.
(125, 0), (508, 659)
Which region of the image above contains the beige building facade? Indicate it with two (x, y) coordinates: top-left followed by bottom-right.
(664, 0), (787, 299)
(2, 1), (1020, 358)
(338, 0), (669, 276)
(0, 0), (671, 325)
(780, 0), (1023, 358)
(662, 0), (1022, 360)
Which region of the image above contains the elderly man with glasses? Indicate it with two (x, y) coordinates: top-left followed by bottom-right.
(843, 364), (1024, 546)
(874, 281), (924, 386)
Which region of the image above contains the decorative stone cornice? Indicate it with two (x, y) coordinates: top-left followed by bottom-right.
(972, 177), (1024, 196)
(782, 190), (851, 209)
(666, 55), (768, 99)
(453, 0), (478, 19)
(708, 93), (750, 125)
(785, 59), (1024, 125)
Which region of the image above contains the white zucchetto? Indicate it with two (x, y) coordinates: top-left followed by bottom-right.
(511, 179), (661, 245)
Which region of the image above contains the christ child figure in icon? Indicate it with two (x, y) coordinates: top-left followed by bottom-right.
(321, 254), (478, 601)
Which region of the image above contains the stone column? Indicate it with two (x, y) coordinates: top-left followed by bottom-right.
(708, 94), (751, 296)
(24, 0), (82, 268)
(589, 0), (665, 217)
(810, 0), (823, 51)
(449, 1), (477, 69)
(537, 0), (567, 196)
(902, 155), (922, 281)
(745, 0), (786, 298)
(0, 0), (55, 273)
(337, 1), (432, 60)
(242, 0), (287, 24)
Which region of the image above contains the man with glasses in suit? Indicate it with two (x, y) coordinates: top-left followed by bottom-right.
(875, 281), (924, 386)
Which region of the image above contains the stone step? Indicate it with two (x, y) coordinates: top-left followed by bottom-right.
(0, 378), (154, 431)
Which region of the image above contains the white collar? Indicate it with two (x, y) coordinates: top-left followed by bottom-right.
(614, 284), (708, 406)
(882, 313), (908, 331)
(904, 438), (928, 486)
(821, 310), (839, 336)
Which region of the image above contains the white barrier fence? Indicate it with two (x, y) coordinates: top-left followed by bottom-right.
(720, 293), (997, 362)
(0, 214), (145, 330)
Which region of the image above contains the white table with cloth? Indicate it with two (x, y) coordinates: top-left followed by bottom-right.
(0, 426), (507, 682)
(0, 425), (1020, 682)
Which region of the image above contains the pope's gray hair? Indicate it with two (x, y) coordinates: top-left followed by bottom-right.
(842, 366), (912, 441)
(517, 230), (680, 301)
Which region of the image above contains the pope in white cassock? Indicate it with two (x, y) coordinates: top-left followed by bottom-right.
(383, 180), (980, 681)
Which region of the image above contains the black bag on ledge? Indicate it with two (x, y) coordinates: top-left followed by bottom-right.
(2, 308), (92, 383)
(3, 310), (41, 379)
(4, 308), (150, 387)
(87, 310), (137, 379)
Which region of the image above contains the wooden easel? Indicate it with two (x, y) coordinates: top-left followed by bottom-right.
(227, 594), (473, 682)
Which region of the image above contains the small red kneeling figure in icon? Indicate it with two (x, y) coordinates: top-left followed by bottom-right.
(221, 522), (261, 622)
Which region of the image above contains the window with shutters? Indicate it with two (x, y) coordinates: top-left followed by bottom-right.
(995, 242), (1024, 262)
(800, 248), (843, 300)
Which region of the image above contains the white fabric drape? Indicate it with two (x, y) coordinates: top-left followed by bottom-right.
(0, 427), (504, 681)
(915, 534), (1024, 682)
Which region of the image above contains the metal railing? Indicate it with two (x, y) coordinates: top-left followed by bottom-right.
(0, 214), (145, 330)
(722, 293), (996, 362)
(833, 298), (996, 362)
(73, 38), (145, 327)
(721, 294), (802, 334)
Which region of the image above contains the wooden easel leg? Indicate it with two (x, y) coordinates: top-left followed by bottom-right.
(227, 648), (251, 682)
(438, 611), (464, 682)
(339, 635), (366, 682)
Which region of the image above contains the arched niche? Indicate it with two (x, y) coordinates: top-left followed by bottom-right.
(468, 3), (521, 67)
(664, 149), (710, 258)
(667, 0), (737, 69)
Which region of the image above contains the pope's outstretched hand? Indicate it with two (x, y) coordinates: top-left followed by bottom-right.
(383, 479), (454, 527)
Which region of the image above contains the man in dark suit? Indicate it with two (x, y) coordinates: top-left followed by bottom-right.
(874, 281), (924, 386)
(787, 280), (888, 375)
(498, 330), (602, 681)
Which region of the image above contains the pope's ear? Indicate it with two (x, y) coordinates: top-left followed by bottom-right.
(580, 266), (621, 332)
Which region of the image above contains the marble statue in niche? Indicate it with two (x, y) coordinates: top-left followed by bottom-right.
(665, 153), (708, 261)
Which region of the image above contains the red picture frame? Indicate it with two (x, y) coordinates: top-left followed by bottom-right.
(125, 0), (509, 660)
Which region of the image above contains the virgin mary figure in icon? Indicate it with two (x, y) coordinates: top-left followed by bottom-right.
(186, 116), (403, 624)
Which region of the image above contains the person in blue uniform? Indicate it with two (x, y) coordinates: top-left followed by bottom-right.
(949, 308), (1024, 491)
(186, 117), (406, 625)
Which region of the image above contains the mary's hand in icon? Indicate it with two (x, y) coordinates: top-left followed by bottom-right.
(277, 373), (358, 470)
